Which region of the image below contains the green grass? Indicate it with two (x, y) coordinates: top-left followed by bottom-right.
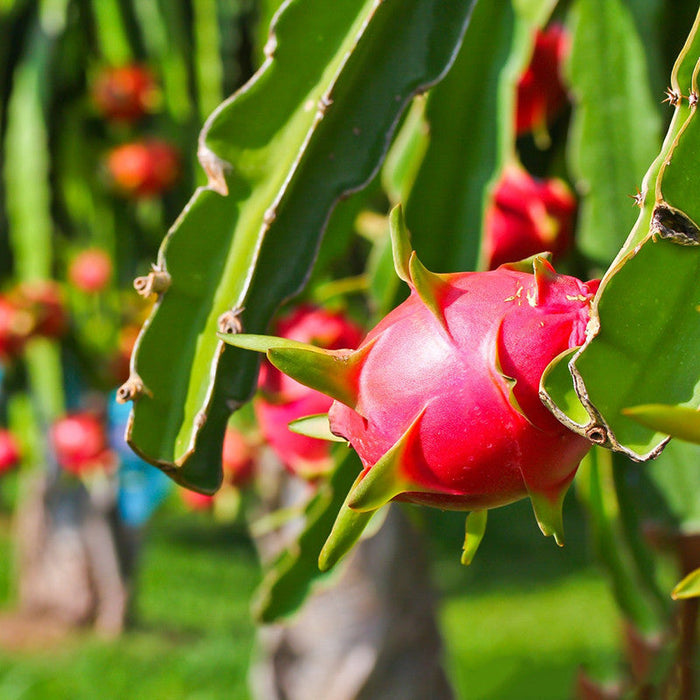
(0, 494), (622, 699)
(0, 504), (260, 700)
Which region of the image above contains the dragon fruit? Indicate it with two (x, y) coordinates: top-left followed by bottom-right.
(483, 163), (576, 270)
(224, 206), (598, 562)
(516, 24), (569, 144)
(0, 428), (21, 475)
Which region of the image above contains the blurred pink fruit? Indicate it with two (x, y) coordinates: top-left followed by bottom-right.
(516, 24), (569, 140)
(51, 413), (114, 476)
(0, 429), (21, 475)
(255, 305), (363, 478)
(92, 64), (159, 123)
(69, 248), (113, 293)
(106, 140), (180, 198)
(483, 163), (576, 270)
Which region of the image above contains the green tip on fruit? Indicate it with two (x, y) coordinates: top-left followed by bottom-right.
(389, 204), (413, 284)
(531, 255), (557, 305)
(269, 339), (375, 412)
(347, 407), (434, 511)
(671, 567), (700, 600)
(221, 332), (371, 411)
(461, 509), (488, 565)
(288, 414), (346, 442)
(622, 403), (700, 444)
(408, 253), (451, 332)
(319, 477), (379, 572)
(528, 487), (567, 546)
(500, 251), (552, 274)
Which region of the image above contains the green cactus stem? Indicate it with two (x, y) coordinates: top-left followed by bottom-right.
(541, 7), (700, 461)
(123, 0), (476, 492)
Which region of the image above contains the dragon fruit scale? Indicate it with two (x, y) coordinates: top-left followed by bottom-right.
(224, 206), (598, 563)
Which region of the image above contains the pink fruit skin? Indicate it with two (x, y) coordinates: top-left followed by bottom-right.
(0, 429), (21, 475)
(221, 427), (256, 488)
(0, 297), (30, 360)
(51, 413), (114, 475)
(69, 249), (113, 293)
(516, 24), (569, 136)
(255, 305), (363, 477)
(483, 164), (576, 270)
(329, 261), (598, 510)
(92, 64), (158, 123)
(107, 140), (180, 198)
(180, 488), (214, 510)
(10, 281), (67, 341)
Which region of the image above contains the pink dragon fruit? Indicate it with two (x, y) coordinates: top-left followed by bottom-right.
(516, 24), (569, 144)
(0, 428), (21, 475)
(483, 163), (576, 270)
(254, 304), (363, 479)
(225, 207), (597, 563)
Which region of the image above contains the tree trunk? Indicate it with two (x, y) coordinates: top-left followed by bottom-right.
(250, 466), (454, 700)
(11, 472), (132, 637)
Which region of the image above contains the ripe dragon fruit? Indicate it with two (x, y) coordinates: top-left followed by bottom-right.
(92, 64), (159, 124)
(51, 412), (115, 476)
(106, 139), (180, 199)
(224, 206), (598, 563)
(516, 24), (569, 144)
(483, 163), (576, 270)
(0, 428), (21, 475)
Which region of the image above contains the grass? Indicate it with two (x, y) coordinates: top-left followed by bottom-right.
(0, 504), (260, 700)
(0, 493), (622, 699)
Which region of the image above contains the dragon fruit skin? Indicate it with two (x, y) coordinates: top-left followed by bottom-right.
(483, 163), (577, 270)
(516, 24), (569, 140)
(223, 206), (598, 559)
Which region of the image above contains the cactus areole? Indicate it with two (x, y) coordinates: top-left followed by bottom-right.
(224, 206), (598, 558)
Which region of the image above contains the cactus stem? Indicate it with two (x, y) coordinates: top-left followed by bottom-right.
(116, 373), (152, 403)
(651, 204), (700, 246)
(629, 188), (645, 207)
(318, 93), (334, 114)
(585, 424), (609, 445)
(134, 265), (171, 297)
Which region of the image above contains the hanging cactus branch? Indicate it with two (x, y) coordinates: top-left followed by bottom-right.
(541, 10), (700, 461)
(123, 0), (476, 492)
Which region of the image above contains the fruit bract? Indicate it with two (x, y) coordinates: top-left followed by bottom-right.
(254, 305), (363, 478)
(483, 163), (576, 269)
(225, 206), (598, 564)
